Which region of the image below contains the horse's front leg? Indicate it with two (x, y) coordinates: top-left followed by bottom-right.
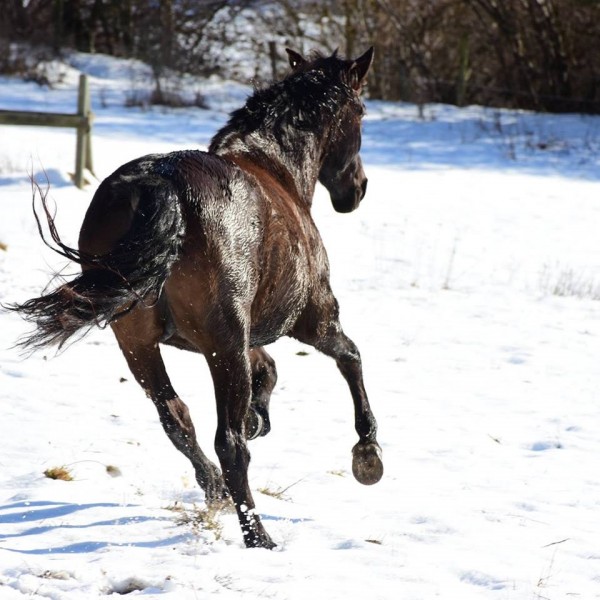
(246, 347), (277, 440)
(327, 331), (383, 485)
(293, 298), (383, 486)
(207, 346), (276, 549)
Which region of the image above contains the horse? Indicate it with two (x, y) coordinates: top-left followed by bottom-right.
(8, 47), (383, 549)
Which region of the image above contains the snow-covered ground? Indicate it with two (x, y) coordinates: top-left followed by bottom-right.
(1, 53), (600, 599)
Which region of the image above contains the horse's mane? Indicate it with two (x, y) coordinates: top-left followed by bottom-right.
(209, 51), (358, 154)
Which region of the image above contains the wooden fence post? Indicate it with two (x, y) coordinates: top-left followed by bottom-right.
(268, 41), (278, 81)
(75, 74), (91, 189)
(0, 73), (94, 189)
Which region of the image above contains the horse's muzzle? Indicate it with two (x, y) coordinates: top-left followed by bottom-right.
(360, 177), (368, 200)
(330, 175), (368, 213)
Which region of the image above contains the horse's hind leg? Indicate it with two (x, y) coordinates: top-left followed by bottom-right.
(111, 312), (228, 504)
(293, 298), (383, 486)
(246, 347), (277, 440)
(207, 344), (275, 549)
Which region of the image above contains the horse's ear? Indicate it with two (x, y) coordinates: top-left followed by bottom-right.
(348, 47), (374, 92)
(286, 48), (306, 71)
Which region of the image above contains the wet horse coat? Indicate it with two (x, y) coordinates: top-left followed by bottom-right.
(11, 48), (383, 549)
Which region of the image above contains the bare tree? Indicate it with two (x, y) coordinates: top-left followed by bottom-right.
(1, 0), (598, 112)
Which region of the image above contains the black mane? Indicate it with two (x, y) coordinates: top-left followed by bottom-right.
(209, 51), (358, 153)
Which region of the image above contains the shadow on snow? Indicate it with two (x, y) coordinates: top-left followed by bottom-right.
(0, 500), (188, 555)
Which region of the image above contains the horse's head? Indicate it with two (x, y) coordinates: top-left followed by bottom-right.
(286, 47), (373, 214)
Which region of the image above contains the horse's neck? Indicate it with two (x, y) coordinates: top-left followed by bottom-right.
(214, 133), (321, 206)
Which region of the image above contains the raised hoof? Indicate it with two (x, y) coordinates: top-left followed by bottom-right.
(245, 408), (264, 440)
(352, 442), (384, 485)
(245, 406), (271, 440)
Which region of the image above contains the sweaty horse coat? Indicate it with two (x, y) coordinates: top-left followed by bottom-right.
(10, 48), (383, 549)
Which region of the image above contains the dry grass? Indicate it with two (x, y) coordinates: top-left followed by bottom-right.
(43, 466), (73, 481)
(328, 469), (347, 477)
(165, 500), (234, 541)
(257, 477), (305, 501)
(105, 464), (122, 477)
(539, 264), (600, 300)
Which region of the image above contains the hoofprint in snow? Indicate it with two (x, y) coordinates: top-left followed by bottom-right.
(1, 53), (599, 599)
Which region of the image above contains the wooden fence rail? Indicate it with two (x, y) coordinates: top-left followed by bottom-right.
(0, 74), (94, 189)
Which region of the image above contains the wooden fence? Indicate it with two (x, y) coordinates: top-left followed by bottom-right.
(0, 74), (94, 189)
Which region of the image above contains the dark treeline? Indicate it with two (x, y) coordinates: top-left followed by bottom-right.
(1, 0), (599, 113)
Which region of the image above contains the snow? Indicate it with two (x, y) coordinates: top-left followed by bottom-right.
(1, 52), (600, 599)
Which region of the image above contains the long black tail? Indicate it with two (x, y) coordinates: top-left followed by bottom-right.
(6, 176), (185, 351)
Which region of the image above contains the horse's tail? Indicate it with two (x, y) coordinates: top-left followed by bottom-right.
(7, 176), (185, 352)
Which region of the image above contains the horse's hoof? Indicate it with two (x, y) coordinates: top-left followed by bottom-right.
(243, 526), (277, 550)
(245, 406), (271, 440)
(352, 442), (383, 485)
(205, 484), (231, 507)
(199, 465), (230, 505)
(245, 407), (264, 440)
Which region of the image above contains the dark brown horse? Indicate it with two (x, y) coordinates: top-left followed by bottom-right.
(9, 47), (383, 549)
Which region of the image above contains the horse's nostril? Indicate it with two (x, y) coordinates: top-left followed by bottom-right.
(360, 178), (368, 200)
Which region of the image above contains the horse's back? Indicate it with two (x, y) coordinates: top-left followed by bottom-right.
(79, 149), (243, 250)
(79, 149), (323, 350)
(164, 150), (322, 346)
